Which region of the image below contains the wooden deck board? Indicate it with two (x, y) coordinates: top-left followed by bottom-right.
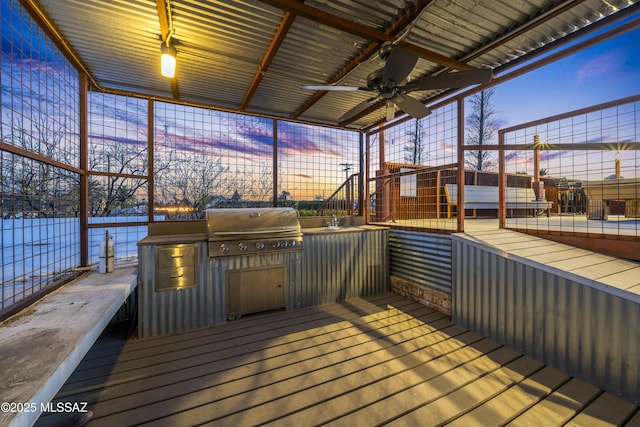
(384, 355), (547, 426)
(36, 292), (639, 427)
(506, 378), (601, 426)
(565, 392), (639, 426)
(326, 346), (524, 426)
(251, 333), (499, 427)
(626, 410), (640, 426)
(445, 366), (571, 427)
(89, 307), (448, 424)
(60, 293), (414, 393)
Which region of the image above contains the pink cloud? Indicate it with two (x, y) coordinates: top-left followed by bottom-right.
(293, 173), (313, 179)
(576, 50), (626, 83)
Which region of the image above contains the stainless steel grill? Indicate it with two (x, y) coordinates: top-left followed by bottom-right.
(206, 207), (304, 257)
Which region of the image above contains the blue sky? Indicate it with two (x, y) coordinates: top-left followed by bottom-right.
(486, 21), (640, 181)
(494, 24), (640, 127)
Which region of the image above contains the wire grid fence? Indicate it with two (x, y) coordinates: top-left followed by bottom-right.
(1, 0), (81, 312)
(3, 0), (637, 316)
(154, 103), (273, 218)
(367, 95), (640, 240)
(277, 121), (360, 216)
(368, 103), (459, 231)
(87, 92), (150, 266)
(502, 96), (640, 237)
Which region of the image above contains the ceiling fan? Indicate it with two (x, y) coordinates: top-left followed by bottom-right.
(301, 42), (493, 122)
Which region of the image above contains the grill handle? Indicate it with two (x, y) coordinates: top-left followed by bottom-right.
(212, 227), (299, 235)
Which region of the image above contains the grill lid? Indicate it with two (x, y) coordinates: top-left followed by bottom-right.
(206, 208), (303, 257)
(205, 207), (301, 239)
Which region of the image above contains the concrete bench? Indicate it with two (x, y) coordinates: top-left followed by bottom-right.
(444, 184), (552, 219)
(0, 267), (137, 427)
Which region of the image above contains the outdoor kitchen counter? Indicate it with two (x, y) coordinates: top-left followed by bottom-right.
(302, 225), (388, 235)
(137, 222), (390, 338)
(135, 227), (388, 240)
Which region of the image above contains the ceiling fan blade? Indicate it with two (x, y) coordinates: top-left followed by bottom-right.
(382, 47), (419, 85)
(404, 68), (493, 91)
(339, 97), (380, 122)
(392, 93), (431, 119)
(301, 85), (369, 91)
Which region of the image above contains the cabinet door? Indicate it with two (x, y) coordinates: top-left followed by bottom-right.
(226, 264), (285, 318)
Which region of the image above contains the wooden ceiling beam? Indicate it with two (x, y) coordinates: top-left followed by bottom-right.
(256, 0), (472, 71)
(241, 10), (297, 111)
(291, 0), (437, 119)
(155, 0), (171, 42)
(156, 0), (179, 99)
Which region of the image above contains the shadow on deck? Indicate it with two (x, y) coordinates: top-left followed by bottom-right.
(37, 292), (639, 426)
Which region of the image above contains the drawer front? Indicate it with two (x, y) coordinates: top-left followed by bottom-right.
(156, 266), (196, 291)
(157, 245), (196, 268)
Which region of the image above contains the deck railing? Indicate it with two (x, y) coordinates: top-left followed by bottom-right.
(317, 173), (359, 216)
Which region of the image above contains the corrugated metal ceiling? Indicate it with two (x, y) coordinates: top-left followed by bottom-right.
(29, 0), (640, 129)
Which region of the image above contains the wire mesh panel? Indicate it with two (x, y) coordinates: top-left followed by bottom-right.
(368, 103), (458, 231)
(502, 96), (640, 238)
(276, 121), (359, 216)
(87, 92), (149, 265)
(0, 153), (80, 310)
(0, 0), (81, 313)
(153, 103), (275, 218)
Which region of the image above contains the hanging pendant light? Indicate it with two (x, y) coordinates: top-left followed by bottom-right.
(161, 42), (176, 78)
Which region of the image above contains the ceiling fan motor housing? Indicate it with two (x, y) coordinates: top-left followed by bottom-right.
(366, 69), (384, 90)
(378, 41), (394, 61)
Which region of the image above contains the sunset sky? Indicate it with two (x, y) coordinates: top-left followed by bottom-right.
(494, 23), (640, 128)
(3, 10), (639, 200)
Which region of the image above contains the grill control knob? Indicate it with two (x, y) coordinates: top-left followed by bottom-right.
(255, 242), (265, 250)
(272, 241), (281, 248)
(290, 240), (297, 247)
(219, 244), (229, 253)
(238, 243), (248, 251)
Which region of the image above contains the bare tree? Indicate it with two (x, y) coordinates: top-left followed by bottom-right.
(231, 161), (273, 206)
(178, 152), (227, 214)
(154, 140), (231, 218)
(404, 119), (426, 165)
(1, 115), (77, 217)
(85, 94), (174, 218)
(88, 139), (151, 217)
(465, 89), (501, 171)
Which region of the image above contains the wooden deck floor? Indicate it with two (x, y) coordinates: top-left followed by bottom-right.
(37, 292), (639, 427)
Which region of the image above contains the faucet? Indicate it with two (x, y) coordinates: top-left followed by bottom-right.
(331, 215), (338, 227)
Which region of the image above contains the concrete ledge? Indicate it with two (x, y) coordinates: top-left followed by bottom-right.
(0, 267), (137, 427)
